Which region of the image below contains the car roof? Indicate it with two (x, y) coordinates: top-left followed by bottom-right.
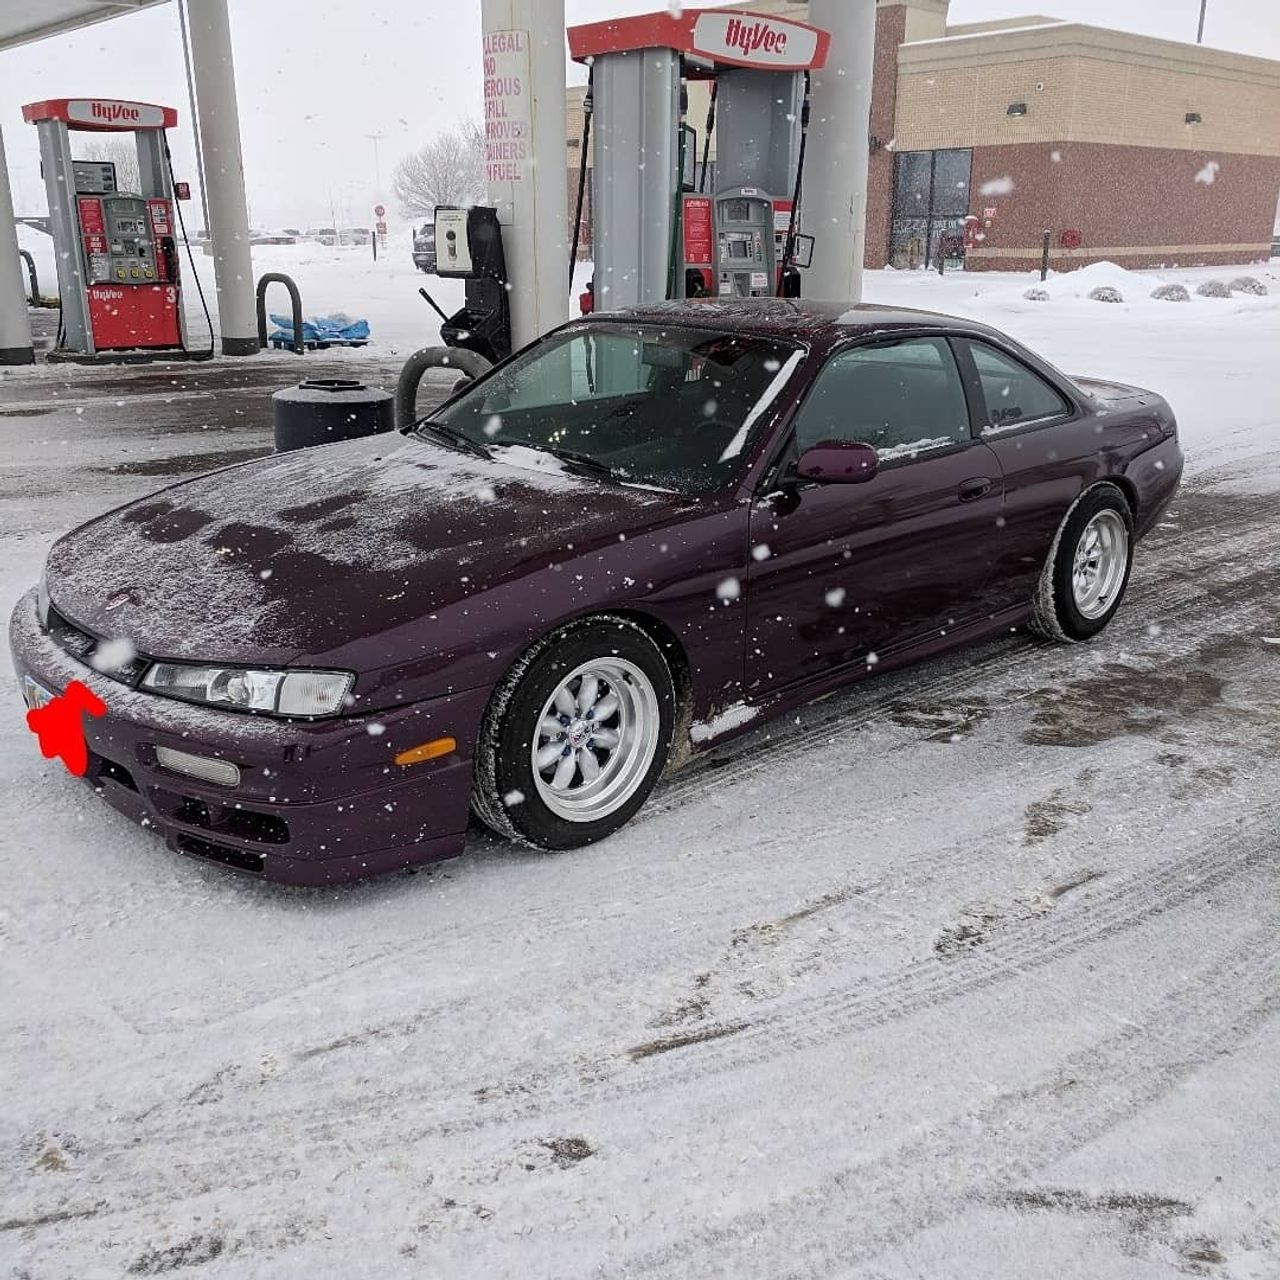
(589, 298), (1000, 346)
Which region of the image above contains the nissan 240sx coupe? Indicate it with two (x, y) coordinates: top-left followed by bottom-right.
(11, 301), (1182, 884)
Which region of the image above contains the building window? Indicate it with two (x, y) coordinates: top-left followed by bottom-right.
(889, 148), (973, 270)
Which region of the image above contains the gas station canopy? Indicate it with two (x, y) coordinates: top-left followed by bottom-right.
(0, 0), (170, 53)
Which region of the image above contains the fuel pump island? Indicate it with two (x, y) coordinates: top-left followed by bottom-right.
(425, 7), (832, 369)
(570, 7), (829, 307)
(22, 97), (199, 363)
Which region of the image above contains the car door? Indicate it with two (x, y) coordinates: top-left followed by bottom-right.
(952, 337), (1084, 614)
(745, 334), (1005, 697)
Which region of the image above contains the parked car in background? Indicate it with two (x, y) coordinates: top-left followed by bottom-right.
(306, 226), (338, 246)
(412, 221), (436, 272)
(251, 228), (304, 245)
(341, 227), (372, 246)
(10, 301), (1182, 885)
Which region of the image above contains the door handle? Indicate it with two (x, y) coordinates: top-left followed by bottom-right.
(958, 477), (994, 503)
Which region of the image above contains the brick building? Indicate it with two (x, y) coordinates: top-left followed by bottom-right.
(567, 0), (1280, 272)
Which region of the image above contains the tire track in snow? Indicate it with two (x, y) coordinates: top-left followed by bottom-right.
(594, 799), (1280, 1098)
(618, 929), (1280, 1279)
(9, 818), (1274, 1267)
(34, 797), (1275, 1207)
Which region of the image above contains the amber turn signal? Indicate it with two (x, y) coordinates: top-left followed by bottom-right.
(394, 736), (457, 766)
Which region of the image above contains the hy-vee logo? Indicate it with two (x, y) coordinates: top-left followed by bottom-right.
(66, 99), (167, 128)
(691, 12), (818, 68)
(723, 17), (788, 57)
(89, 101), (141, 124)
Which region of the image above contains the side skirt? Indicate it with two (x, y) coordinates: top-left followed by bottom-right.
(687, 602), (1032, 754)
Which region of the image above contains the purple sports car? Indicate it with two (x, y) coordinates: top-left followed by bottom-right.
(10, 301), (1182, 883)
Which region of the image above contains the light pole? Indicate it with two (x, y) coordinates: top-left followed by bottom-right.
(1197, 0), (1208, 43)
(367, 131), (385, 198)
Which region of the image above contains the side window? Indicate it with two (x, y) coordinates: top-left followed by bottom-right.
(792, 336), (971, 461)
(966, 340), (1070, 432)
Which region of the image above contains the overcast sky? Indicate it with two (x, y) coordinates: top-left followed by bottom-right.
(2, 0), (1276, 229)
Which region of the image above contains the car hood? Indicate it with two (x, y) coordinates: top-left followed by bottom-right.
(45, 433), (692, 666)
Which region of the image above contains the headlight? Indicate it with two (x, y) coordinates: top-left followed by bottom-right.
(141, 663), (354, 717)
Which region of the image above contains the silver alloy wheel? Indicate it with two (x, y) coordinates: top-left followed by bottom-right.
(531, 657), (661, 823)
(1071, 508), (1129, 619)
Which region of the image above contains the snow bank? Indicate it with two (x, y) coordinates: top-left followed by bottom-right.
(974, 259), (1280, 319)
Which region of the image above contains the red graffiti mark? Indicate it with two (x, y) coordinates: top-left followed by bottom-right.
(26, 679), (107, 776)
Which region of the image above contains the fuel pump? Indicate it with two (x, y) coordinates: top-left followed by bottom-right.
(22, 98), (195, 360)
(567, 8), (829, 309)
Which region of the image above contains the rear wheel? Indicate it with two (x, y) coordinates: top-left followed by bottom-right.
(472, 617), (676, 849)
(1032, 484), (1134, 642)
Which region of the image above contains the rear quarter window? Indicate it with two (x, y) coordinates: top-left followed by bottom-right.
(965, 340), (1071, 433)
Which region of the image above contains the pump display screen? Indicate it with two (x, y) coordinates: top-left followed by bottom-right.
(722, 199), (752, 223)
(726, 238), (752, 260)
(72, 160), (117, 195)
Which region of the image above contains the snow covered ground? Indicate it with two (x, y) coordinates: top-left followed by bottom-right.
(1, 256), (1279, 1277)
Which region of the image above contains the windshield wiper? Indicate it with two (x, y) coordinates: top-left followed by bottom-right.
(498, 440), (625, 484)
(412, 418), (492, 460)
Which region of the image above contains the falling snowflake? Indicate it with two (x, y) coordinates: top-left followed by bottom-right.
(825, 587), (846, 607)
(979, 176), (1015, 196)
(751, 544), (772, 561)
(90, 637), (136, 673)
(1194, 160), (1220, 185)
(716, 577), (741, 602)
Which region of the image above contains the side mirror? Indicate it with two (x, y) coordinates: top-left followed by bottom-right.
(795, 440), (879, 484)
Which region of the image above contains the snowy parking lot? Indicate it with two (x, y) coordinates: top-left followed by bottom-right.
(2, 254), (1280, 1276)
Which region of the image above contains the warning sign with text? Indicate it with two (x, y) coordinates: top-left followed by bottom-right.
(483, 28), (531, 214)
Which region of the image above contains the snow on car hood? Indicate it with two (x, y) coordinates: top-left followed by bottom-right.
(44, 433), (684, 666)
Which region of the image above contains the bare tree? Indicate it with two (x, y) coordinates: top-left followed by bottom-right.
(392, 122), (485, 218)
(77, 137), (142, 194)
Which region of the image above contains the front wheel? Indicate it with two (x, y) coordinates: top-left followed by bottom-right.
(472, 617), (676, 849)
(1032, 483), (1134, 642)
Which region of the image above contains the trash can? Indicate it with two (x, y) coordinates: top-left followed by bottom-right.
(272, 379), (395, 453)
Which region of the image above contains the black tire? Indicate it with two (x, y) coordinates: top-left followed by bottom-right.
(471, 616), (677, 850)
(1031, 482), (1135, 642)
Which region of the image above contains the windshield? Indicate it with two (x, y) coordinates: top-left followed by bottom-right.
(430, 323), (803, 493)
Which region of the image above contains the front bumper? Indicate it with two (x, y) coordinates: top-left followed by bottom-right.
(9, 589), (489, 885)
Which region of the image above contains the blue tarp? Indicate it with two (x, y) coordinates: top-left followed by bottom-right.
(269, 313), (370, 344)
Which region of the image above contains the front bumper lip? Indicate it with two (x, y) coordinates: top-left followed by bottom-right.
(10, 588), (487, 884)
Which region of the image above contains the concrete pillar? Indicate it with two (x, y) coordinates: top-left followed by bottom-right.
(805, 0), (878, 303)
(185, 0), (258, 355)
(481, 0), (569, 348)
(0, 125), (35, 365)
